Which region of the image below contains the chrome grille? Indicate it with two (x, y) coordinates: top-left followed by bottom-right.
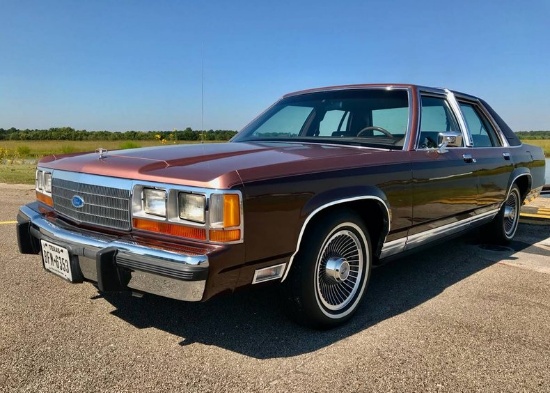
(52, 178), (131, 230)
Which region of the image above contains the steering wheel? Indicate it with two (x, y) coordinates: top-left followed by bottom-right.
(357, 126), (393, 138)
(419, 136), (438, 149)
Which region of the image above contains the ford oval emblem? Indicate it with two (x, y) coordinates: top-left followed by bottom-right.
(72, 195), (85, 209)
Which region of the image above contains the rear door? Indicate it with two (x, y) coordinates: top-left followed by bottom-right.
(455, 98), (513, 214)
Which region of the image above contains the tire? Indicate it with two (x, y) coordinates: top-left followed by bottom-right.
(281, 209), (372, 329)
(486, 184), (522, 244)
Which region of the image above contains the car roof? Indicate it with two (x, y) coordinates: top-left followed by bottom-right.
(282, 83), (479, 101)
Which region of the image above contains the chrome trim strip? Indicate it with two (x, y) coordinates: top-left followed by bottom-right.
(50, 169), (135, 190)
(445, 89), (473, 147)
(404, 209), (498, 250)
(399, 88), (414, 150)
(281, 196), (390, 282)
(379, 238), (406, 259)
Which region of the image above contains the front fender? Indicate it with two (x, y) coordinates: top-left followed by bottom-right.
(281, 186), (391, 281)
(300, 185), (390, 221)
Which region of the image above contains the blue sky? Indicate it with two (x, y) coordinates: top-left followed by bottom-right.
(1, 0), (549, 132)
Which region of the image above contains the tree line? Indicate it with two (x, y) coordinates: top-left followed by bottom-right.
(515, 131), (550, 140)
(1, 127), (548, 141)
(0, 127), (238, 141)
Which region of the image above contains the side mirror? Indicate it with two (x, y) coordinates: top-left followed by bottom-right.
(437, 131), (463, 153)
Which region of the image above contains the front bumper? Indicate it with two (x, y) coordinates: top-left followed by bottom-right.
(17, 203), (209, 301)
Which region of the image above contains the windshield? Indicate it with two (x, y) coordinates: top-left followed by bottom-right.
(232, 88), (410, 149)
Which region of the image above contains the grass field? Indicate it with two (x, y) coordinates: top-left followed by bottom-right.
(0, 163), (37, 184)
(524, 139), (550, 156)
(0, 139), (189, 160)
(1, 138), (549, 185)
(0, 140), (223, 184)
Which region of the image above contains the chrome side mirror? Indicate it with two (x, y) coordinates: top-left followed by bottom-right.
(437, 132), (463, 153)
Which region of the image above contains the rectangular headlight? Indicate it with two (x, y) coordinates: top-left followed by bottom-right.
(36, 170), (44, 191)
(44, 172), (52, 193)
(143, 188), (166, 217)
(178, 193), (206, 223)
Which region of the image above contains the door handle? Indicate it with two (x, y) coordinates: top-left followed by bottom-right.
(503, 152), (511, 161)
(462, 154), (476, 163)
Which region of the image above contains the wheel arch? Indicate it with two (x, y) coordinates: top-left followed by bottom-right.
(507, 169), (532, 202)
(281, 186), (391, 281)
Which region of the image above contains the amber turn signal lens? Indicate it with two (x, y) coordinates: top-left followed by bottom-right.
(36, 191), (53, 207)
(133, 218), (207, 241)
(223, 194), (240, 227)
(209, 229), (241, 243)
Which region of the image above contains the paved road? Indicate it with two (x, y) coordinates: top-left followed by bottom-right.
(1, 184), (549, 392)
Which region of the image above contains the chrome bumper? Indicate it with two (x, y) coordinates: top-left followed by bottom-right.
(17, 203), (208, 302)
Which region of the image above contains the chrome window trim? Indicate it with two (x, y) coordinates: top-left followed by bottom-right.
(281, 195), (391, 282)
(44, 169), (244, 244)
(399, 87), (414, 150)
(452, 94), (509, 148)
(445, 89), (473, 147)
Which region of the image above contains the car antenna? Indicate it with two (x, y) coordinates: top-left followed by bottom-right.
(201, 43), (205, 144)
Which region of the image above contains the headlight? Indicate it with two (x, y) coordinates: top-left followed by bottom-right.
(35, 169), (54, 207)
(143, 188), (166, 217)
(179, 193), (206, 223)
(44, 172), (52, 193)
(132, 184), (242, 243)
(36, 170), (44, 191)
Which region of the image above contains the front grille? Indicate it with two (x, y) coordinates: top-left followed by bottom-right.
(52, 178), (131, 230)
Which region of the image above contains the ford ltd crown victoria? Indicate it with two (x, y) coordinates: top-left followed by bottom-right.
(17, 84), (546, 328)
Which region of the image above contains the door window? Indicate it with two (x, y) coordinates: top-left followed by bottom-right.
(419, 95), (462, 148)
(459, 102), (501, 147)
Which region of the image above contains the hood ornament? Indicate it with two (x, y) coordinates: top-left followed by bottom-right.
(96, 148), (108, 159)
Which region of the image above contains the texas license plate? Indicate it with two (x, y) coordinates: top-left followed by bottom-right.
(41, 240), (73, 282)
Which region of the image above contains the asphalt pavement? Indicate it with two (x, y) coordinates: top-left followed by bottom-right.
(1, 184), (549, 392)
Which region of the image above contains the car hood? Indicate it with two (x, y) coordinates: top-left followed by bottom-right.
(40, 142), (394, 189)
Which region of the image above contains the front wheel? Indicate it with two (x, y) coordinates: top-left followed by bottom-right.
(281, 210), (372, 329)
(486, 184), (522, 244)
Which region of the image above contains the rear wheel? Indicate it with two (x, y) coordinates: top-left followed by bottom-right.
(486, 184), (521, 244)
(281, 210), (371, 329)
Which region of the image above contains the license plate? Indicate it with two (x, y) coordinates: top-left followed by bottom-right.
(41, 240), (73, 282)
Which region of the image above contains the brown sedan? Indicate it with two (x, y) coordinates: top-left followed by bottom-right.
(17, 84), (546, 328)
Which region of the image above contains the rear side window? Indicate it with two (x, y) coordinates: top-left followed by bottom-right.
(459, 102), (501, 147)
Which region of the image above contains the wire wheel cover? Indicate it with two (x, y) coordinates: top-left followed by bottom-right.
(316, 228), (364, 311)
(503, 189), (519, 236)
